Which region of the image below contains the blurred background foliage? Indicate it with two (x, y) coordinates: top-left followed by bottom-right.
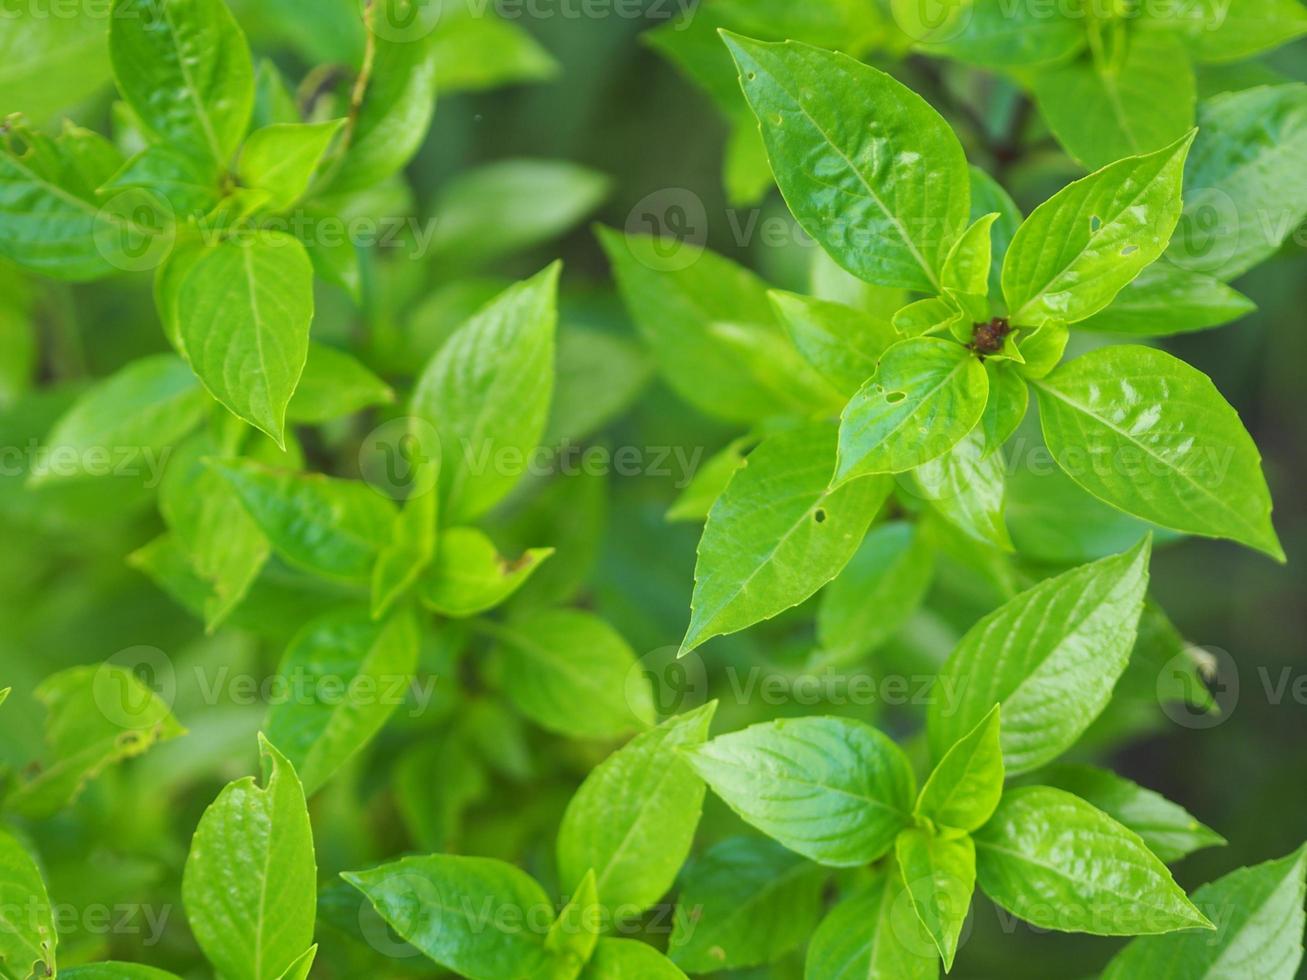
(0, 0), (1305, 976)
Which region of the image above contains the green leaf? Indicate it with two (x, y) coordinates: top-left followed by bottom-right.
(1002, 132), (1194, 326)
(1041, 764), (1224, 863)
(815, 519), (935, 666)
(665, 437), (752, 523)
(182, 734), (317, 980)
(492, 609), (655, 740)
(979, 361), (1028, 453)
(264, 606), (419, 796)
(895, 829), (975, 971)
(581, 939), (687, 980)
(835, 337), (989, 482)
(0, 829), (56, 980)
(723, 35), (969, 291)
(273, 946), (316, 980)
(370, 456), (439, 620)
(239, 120), (345, 212)
(1076, 260), (1256, 335)
(178, 231), (314, 444)
(916, 704), (1003, 834)
(101, 142), (223, 215)
(287, 343), (394, 423)
(969, 167), (1022, 302)
(684, 716), (915, 867)
(1168, 85), (1307, 281)
(1032, 345), (1282, 559)
(1033, 31), (1195, 170)
(412, 263), (559, 523)
(928, 537), (1151, 776)
(892, 297), (965, 338)
(557, 703), (716, 912)
(1168, 0), (1307, 62)
(546, 869), (600, 978)
(0, 5), (111, 126)
(61, 966), (184, 980)
(667, 837), (826, 972)
(804, 869), (939, 980)
(343, 854), (554, 980)
(769, 290), (898, 396)
(0, 121), (166, 281)
(6, 664), (185, 819)
(911, 0), (1086, 68)
(213, 458), (397, 581)
(942, 212), (998, 296)
(974, 786), (1213, 935)
(28, 354), (206, 486)
(418, 527), (552, 617)
(545, 325), (651, 448)
(682, 422), (891, 654)
(1102, 844), (1307, 978)
(902, 428), (1012, 550)
(109, 0), (254, 163)
(430, 11), (558, 92)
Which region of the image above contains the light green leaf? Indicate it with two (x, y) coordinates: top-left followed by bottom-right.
(1033, 31), (1195, 170)
(892, 297), (964, 338)
(6, 664), (185, 819)
(546, 869), (600, 978)
(667, 837), (826, 972)
(1075, 261), (1256, 335)
(835, 337), (988, 482)
(370, 465), (438, 619)
(0, 5), (111, 125)
(418, 527), (552, 618)
(1102, 844), (1307, 978)
(723, 35), (969, 291)
(412, 263), (559, 524)
(895, 829), (975, 971)
(212, 458), (397, 581)
(768, 290), (897, 397)
(101, 142), (222, 215)
(28, 354), (206, 486)
(1002, 132), (1194, 326)
(928, 537), (1151, 776)
(287, 343), (394, 423)
(273, 946), (316, 980)
(109, 0), (254, 162)
(943, 212), (998, 296)
(0, 829), (56, 980)
(580, 938), (687, 980)
(264, 606), (419, 796)
(665, 437), (752, 524)
(239, 120), (345, 212)
(178, 230), (314, 444)
(545, 325), (651, 448)
(1041, 765), (1225, 863)
(913, 0), (1086, 68)
(557, 703), (716, 912)
(815, 520), (935, 666)
(969, 167), (1022, 302)
(182, 735), (317, 980)
(975, 786), (1212, 934)
(1168, 0), (1307, 62)
(682, 422), (891, 654)
(916, 704), (1003, 834)
(684, 716), (915, 867)
(492, 609), (655, 740)
(979, 361), (1028, 454)
(902, 428), (1011, 550)
(805, 870), (938, 980)
(1033, 345), (1282, 559)
(431, 11), (558, 92)
(62, 965), (184, 980)
(343, 854), (554, 980)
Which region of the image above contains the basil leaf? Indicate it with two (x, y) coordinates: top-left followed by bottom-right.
(805, 870), (938, 980)
(768, 290), (896, 397)
(929, 537), (1151, 776)
(942, 212), (998, 296)
(1076, 260), (1256, 335)
(581, 939), (687, 980)
(836, 337), (989, 482)
(975, 786), (1212, 934)
(430, 11), (558, 93)
(418, 527), (552, 618)
(0, 828), (56, 979)
(1041, 764), (1225, 863)
(902, 429), (1012, 550)
(979, 361), (1028, 454)
(545, 869), (600, 978)
(969, 166), (1022, 302)
(916, 704), (1003, 834)
(668, 837), (826, 972)
(109, 0), (254, 162)
(287, 343), (394, 424)
(1102, 844), (1307, 978)
(178, 231), (314, 444)
(682, 421), (891, 654)
(895, 829), (975, 971)
(239, 120), (345, 212)
(182, 735), (317, 980)
(101, 142), (222, 215)
(0, 5), (111, 126)
(1168, 0), (1307, 62)
(62, 966), (183, 980)
(914, 0), (1086, 68)
(1002, 132), (1194, 327)
(685, 716), (915, 867)
(412, 263), (559, 524)
(723, 35), (969, 291)
(1033, 345), (1283, 560)
(665, 437), (752, 524)
(492, 608), (656, 740)
(264, 606), (419, 796)
(343, 854), (554, 980)
(557, 703), (716, 912)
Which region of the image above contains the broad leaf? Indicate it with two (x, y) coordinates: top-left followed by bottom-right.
(418, 527), (551, 617)
(1076, 261), (1256, 336)
(916, 704), (1003, 834)
(902, 428), (1011, 550)
(1167, 0), (1307, 62)
(768, 290), (897, 397)
(804, 870), (938, 980)
(895, 829), (975, 971)
(0, 829), (56, 980)
(239, 120), (345, 212)
(913, 0), (1086, 68)
(581, 939), (687, 980)
(287, 343), (394, 423)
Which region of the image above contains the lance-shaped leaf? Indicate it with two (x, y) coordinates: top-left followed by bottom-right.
(546, 869), (600, 977)
(1101, 844), (1307, 978)
(768, 290), (897, 397)
(928, 537), (1151, 776)
(974, 786), (1213, 935)
(723, 35), (969, 291)
(557, 703), (716, 912)
(902, 428), (1011, 551)
(0, 828), (57, 978)
(581, 939), (687, 979)
(239, 120), (344, 212)
(835, 337), (988, 482)
(183, 735), (317, 980)
(804, 869), (938, 980)
(418, 527), (552, 617)
(264, 606), (419, 796)
(178, 231), (314, 444)
(286, 344), (393, 423)
(916, 704), (1003, 834)
(343, 855), (555, 980)
(913, 0), (1086, 68)
(1170, 0), (1307, 63)
(1076, 261), (1256, 336)
(1002, 133), (1193, 327)
(682, 422), (890, 654)
(979, 361), (1027, 454)
(684, 716), (915, 867)
(1033, 345), (1282, 560)
(895, 829), (975, 971)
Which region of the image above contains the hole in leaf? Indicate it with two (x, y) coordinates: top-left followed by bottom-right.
(886, 391), (907, 404)
(814, 508), (827, 524)
(746, 72), (757, 81)
(1090, 215), (1103, 233)
(1121, 244), (1139, 256)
